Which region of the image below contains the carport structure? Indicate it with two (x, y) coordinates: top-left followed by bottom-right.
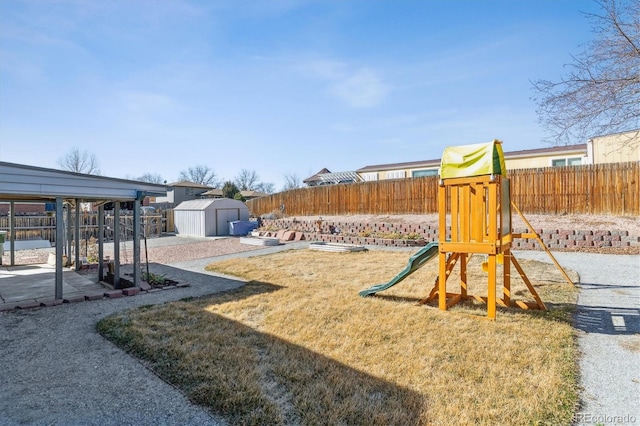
(0, 162), (167, 299)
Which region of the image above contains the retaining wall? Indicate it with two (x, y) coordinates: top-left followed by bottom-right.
(261, 219), (640, 249)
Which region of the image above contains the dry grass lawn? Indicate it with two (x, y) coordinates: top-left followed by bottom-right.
(98, 248), (579, 425)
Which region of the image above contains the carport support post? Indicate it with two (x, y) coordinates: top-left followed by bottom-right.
(74, 199), (80, 271)
(66, 205), (72, 262)
(133, 194), (142, 287)
(113, 201), (120, 288)
(55, 197), (64, 300)
(98, 205), (104, 281)
(10, 201), (15, 266)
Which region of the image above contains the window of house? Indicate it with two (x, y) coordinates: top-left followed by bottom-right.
(552, 157), (583, 167)
(361, 172), (378, 182)
(412, 169), (438, 177)
(387, 170), (405, 179)
(567, 157), (582, 166)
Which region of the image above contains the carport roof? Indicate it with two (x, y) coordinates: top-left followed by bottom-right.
(0, 161), (167, 202)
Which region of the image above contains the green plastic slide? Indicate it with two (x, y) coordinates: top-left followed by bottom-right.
(359, 242), (439, 297)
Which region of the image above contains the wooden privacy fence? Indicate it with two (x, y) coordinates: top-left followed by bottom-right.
(247, 162), (639, 217)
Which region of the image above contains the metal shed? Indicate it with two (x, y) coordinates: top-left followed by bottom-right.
(174, 198), (249, 237)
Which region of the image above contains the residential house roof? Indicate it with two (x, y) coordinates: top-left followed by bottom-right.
(202, 189), (223, 197)
(357, 159), (440, 173)
(241, 190), (268, 198)
(303, 168), (331, 184)
(357, 144), (588, 172)
(167, 180), (214, 189)
(504, 144), (586, 159)
(303, 168), (362, 185)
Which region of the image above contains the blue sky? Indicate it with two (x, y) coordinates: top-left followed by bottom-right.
(0, 0), (601, 190)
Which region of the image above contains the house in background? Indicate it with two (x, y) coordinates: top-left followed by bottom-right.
(303, 168), (362, 187)
(356, 144), (591, 181)
(151, 181), (213, 209)
(240, 190), (268, 200)
(355, 130), (639, 182)
(587, 129), (639, 164)
(504, 144), (588, 169)
(202, 189), (223, 199)
(201, 189), (267, 200)
(357, 158), (441, 182)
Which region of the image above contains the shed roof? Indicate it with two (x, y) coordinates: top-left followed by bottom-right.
(174, 199), (217, 210)
(174, 198), (249, 211)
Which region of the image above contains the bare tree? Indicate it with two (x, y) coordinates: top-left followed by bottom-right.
(179, 165), (219, 186)
(234, 169), (260, 190)
(282, 173), (302, 191)
(532, 0), (639, 146)
(57, 147), (101, 174)
(233, 169), (275, 194)
(255, 182), (275, 194)
(138, 173), (164, 184)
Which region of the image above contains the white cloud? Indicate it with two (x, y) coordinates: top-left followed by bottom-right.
(330, 68), (389, 108)
(303, 59), (389, 108)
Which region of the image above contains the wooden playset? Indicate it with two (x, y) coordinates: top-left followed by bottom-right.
(360, 140), (574, 319)
(423, 139), (573, 319)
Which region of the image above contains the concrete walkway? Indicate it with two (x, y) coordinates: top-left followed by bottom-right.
(515, 251), (640, 424)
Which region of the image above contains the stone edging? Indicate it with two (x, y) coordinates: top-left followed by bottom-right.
(0, 281), (191, 313)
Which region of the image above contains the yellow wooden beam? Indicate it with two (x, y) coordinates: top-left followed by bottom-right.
(503, 250), (511, 307)
(487, 254), (497, 319)
(438, 251), (447, 311)
(511, 254), (547, 311)
(440, 242), (498, 254)
(460, 253), (468, 298)
(442, 175), (493, 186)
(511, 201), (575, 287)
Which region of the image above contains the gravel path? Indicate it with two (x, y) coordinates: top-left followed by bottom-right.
(0, 238), (296, 426)
(1, 236), (265, 266)
(0, 236), (638, 425)
(515, 251), (640, 424)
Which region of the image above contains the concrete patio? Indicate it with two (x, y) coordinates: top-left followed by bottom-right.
(0, 264), (107, 310)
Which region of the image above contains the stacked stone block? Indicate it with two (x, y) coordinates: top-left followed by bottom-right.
(261, 219), (639, 249)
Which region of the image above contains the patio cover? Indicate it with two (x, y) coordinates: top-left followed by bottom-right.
(0, 161), (167, 299)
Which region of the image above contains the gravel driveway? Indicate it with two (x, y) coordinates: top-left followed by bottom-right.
(1, 238), (638, 425)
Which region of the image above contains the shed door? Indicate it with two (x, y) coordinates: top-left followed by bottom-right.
(215, 208), (239, 236)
